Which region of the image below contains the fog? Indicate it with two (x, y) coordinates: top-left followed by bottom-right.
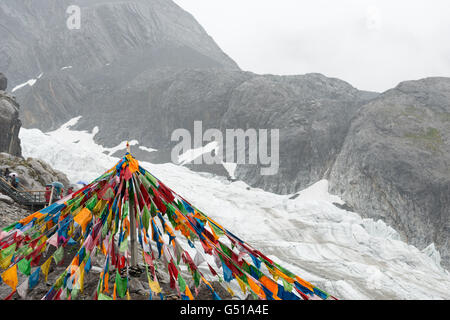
(174, 0), (450, 92)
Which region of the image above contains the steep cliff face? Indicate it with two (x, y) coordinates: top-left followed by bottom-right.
(329, 77), (450, 269)
(0, 0), (239, 130)
(220, 73), (377, 194)
(66, 69), (375, 196)
(0, 76), (22, 157)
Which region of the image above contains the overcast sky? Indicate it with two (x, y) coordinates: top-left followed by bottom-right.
(174, 0), (450, 92)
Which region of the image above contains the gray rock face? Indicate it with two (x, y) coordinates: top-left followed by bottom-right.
(329, 77), (450, 269)
(71, 70), (375, 196)
(0, 152), (70, 190)
(0, 73), (6, 90)
(220, 73), (377, 194)
(0, 0), (239, 130)
(0, 91), (22, 156)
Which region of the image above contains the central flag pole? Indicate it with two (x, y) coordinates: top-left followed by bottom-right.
(127, 141), (138, 268)
(129, 196), (138, 267)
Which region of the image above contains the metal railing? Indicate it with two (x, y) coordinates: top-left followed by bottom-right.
(0, 176), (48, 209)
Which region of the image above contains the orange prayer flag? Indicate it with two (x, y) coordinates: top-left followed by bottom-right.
(126, 154), (139, 173)
(247, 277), (265, 299)
(74, 208), (92, 233)
(19, 211), (44, 226)
(260, 275), (279, 298)
(104, 272), (110, 293)
(185, 286), (194, 300)
(1, 265), (18, 291)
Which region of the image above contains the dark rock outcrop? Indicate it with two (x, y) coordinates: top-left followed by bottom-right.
(0, 73), (7, 90)
(0, 89), (22, 157)
(329, 77), (450, 268)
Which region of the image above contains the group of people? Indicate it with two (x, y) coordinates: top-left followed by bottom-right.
(1, 167), (20, 189)
(44, 185), (74, 204)
(2, 166), (77, 205)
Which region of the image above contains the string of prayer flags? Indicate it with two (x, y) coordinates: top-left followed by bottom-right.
(0, 152), (334, 300)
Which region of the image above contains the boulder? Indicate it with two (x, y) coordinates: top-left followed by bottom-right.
(0, 194), (14, 205)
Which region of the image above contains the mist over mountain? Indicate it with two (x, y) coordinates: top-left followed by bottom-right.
(0, 0), (449, 270)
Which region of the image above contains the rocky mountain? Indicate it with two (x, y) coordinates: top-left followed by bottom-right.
(0, 0), (239, 130)
(1, 0), (449, 270)
(0, 74), (22, 157)
(329, 77), (450, 269)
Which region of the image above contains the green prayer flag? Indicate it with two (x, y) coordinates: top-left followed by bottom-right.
(101, 221), (109, 238)
(0, 243), (16, 259)
(123, 201), (129, 219)
(85, 194), (98, 211)
(281, 277), (293, 292)
(18, 258), (31, 276)
(210, 222), (225, 237)
(71, 288), (79, 300)
(53, 246), (64, 265)
(98, 293), (113, 300)
(54, 270), (67, 289)
(142, 205), (150, 231)
(119, 238), (128, 253)
(145, 172), (158, 188)
(193, 270), (201, 287)
(150, 202), (157, 217)
(177, 274), (186, 292)
(115, 271), (128, 298)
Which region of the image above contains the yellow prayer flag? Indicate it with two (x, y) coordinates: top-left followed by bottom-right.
(148, 279), (162, 294)
(226, 285), (235, 297)
(79, 262), (85, 293)
(0, 253), (13, 269)
(1, 265), (18, 290)
(41, 257), (52, 282)
(236, 277), (247, 294)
